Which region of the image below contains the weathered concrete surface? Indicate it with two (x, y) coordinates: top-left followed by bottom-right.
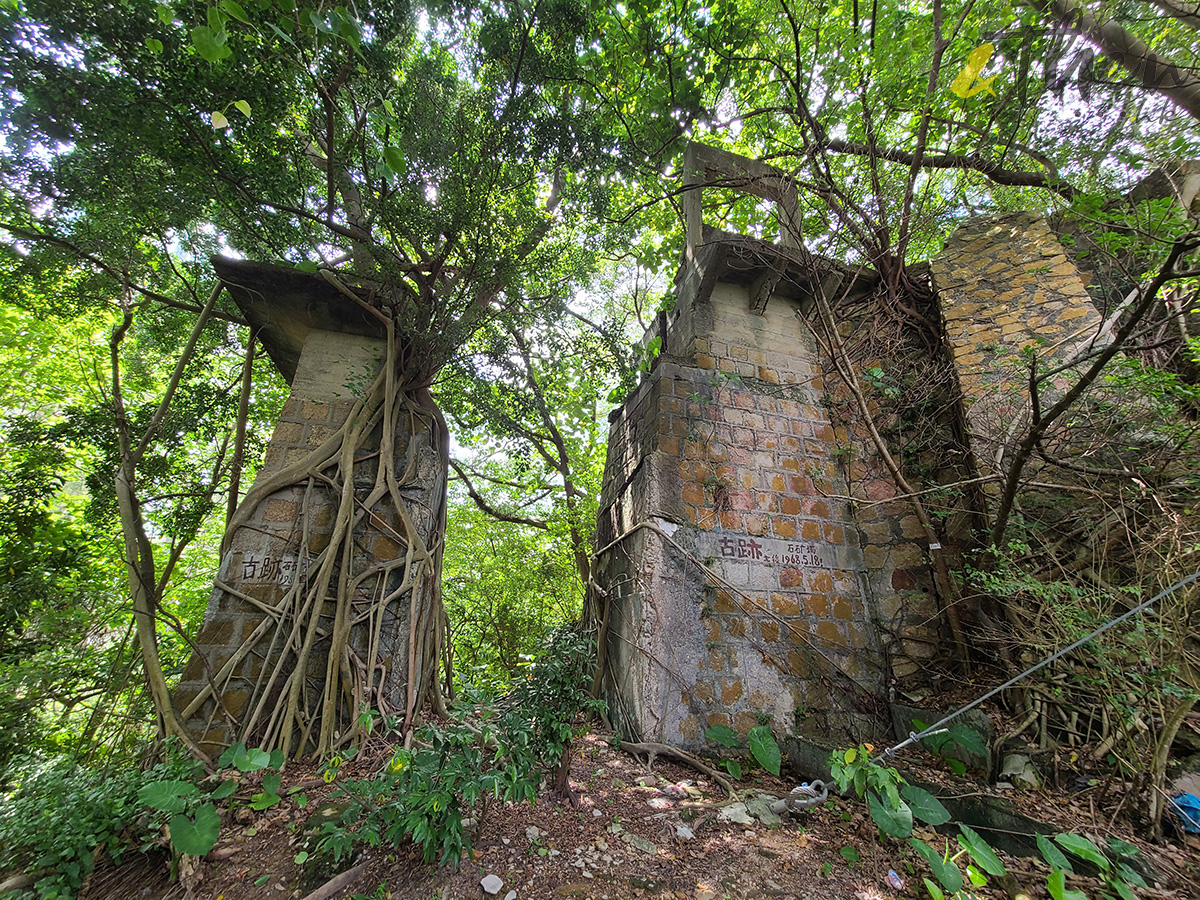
(594, 159), (1110, 757)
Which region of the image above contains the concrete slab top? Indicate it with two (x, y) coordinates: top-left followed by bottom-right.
(213, 256), (387, 383)
(678, 226), (880, 312)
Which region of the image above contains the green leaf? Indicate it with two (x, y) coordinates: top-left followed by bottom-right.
(254, 874), (270, 887)
(1055, 833), (1108, 869)
(262, 772), (281, 795)
(945, 758), (967, 776)
(958, 824), (1006, 877)
(901, 785), (951, 825)
(145, 37), (163, 54)
(868, 790), (913, 838)
(839, 845), (859, 864)
(909, 839), (963, 894)
(191, 25), (231, 62)
(1111, 879), (1137, 900)
(138, 780), (199, 814)
(1047, 868), (1088, 900)
(382, 99), (396, 118)
(922, 877), (945, 900)
(844, 747), (858, 764)
(156, 3), (173, 25)
(207, 6), (225, 32)
(383, 146), (405, 172)
(233, 100), (251, 118)
(966, 864), (988, 887)
(721, 758), (743, 780)
(234, 747), (272, 772)
(1106, 837), (1141, 863)
(218, 742), (245, 770)
(209, 780), (236, 800)
(1114, 862), (1146, 889)
(747, 725), (781, 775)
(1036, 830), (1075, 873)
(169, 804), (220, 856)
(934, 857), (963, 894)
(219, 0), (250, 24)
(249, 792), (281, 811)
(294, 850), (309, 864)
(211, 110), (229, 129)
(947, 724), (987, 757)
(705, 724), (740, 748)
(266, 22), (298, 47)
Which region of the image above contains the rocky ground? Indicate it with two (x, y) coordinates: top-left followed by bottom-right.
(78, 730), (1199, 900)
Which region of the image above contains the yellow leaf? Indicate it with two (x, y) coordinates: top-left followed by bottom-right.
(233, 99), (251, 118)
(211, 110), (229, 129)
(950, 44), (999, 99)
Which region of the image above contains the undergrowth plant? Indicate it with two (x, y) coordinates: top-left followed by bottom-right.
(0, 742), (199, 900)
(315, 628), (603, 869)
(703, 722), (782, 779)
(831, 744), (1148, 900)
(0, 736), (307, 899)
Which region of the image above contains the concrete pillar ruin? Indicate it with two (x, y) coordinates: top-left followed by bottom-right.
(594, 148), (952, 752)
(172, 260), (442, 755)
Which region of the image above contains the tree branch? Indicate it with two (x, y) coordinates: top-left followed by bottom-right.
(824, 139), (1078, 199)
(449, 458), (548, 530)
(0, 223), (247, 325)
(990, 232), (1200, 546)
(1042, 0), (1200, 121)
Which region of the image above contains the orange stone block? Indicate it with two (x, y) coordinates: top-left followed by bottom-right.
(721, 680), (744, 704)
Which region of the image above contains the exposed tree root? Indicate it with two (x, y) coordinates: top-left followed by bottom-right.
(612, 738), (737, 799)
(299, 860), (370, 900)
(191, 322), (452, 759)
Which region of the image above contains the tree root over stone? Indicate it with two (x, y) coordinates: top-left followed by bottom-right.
(181, 322), (452, 760)
(611, 738), (737, 799)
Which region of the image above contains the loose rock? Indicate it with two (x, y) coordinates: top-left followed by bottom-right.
(481, 874), (504, 895)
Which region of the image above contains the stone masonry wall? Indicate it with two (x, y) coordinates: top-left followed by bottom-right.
(931, 212), (1105, 510)
(173, 330), (440, 755)
(597, 252), (945, 751)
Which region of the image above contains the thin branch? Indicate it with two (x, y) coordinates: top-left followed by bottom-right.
(449, 458), (548, 530)
(0, 223), (247, 325)
(990, 232), (1200, 546)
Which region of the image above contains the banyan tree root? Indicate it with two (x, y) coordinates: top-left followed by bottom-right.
(187, 326), (453, 760)
(612, 738), (737, 799)
(300, 860), (370, 900)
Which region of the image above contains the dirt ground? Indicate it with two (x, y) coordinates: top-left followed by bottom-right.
(79, 730), (1199, 900)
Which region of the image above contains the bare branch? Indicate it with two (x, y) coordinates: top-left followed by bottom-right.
(449, 458), (548, 530)
(824, 139), (1078, 199)
(1042, 0), (1200, 121)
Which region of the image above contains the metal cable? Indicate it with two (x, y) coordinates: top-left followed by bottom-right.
(878, 570), (1200, 761)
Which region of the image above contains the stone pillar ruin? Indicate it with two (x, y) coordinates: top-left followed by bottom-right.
(173, 260), (442, 755)
(594, 147), (949, 752)
(930, 212), (1106, 511)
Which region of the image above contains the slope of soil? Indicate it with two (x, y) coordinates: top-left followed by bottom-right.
(79, 731), (1199, 900)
